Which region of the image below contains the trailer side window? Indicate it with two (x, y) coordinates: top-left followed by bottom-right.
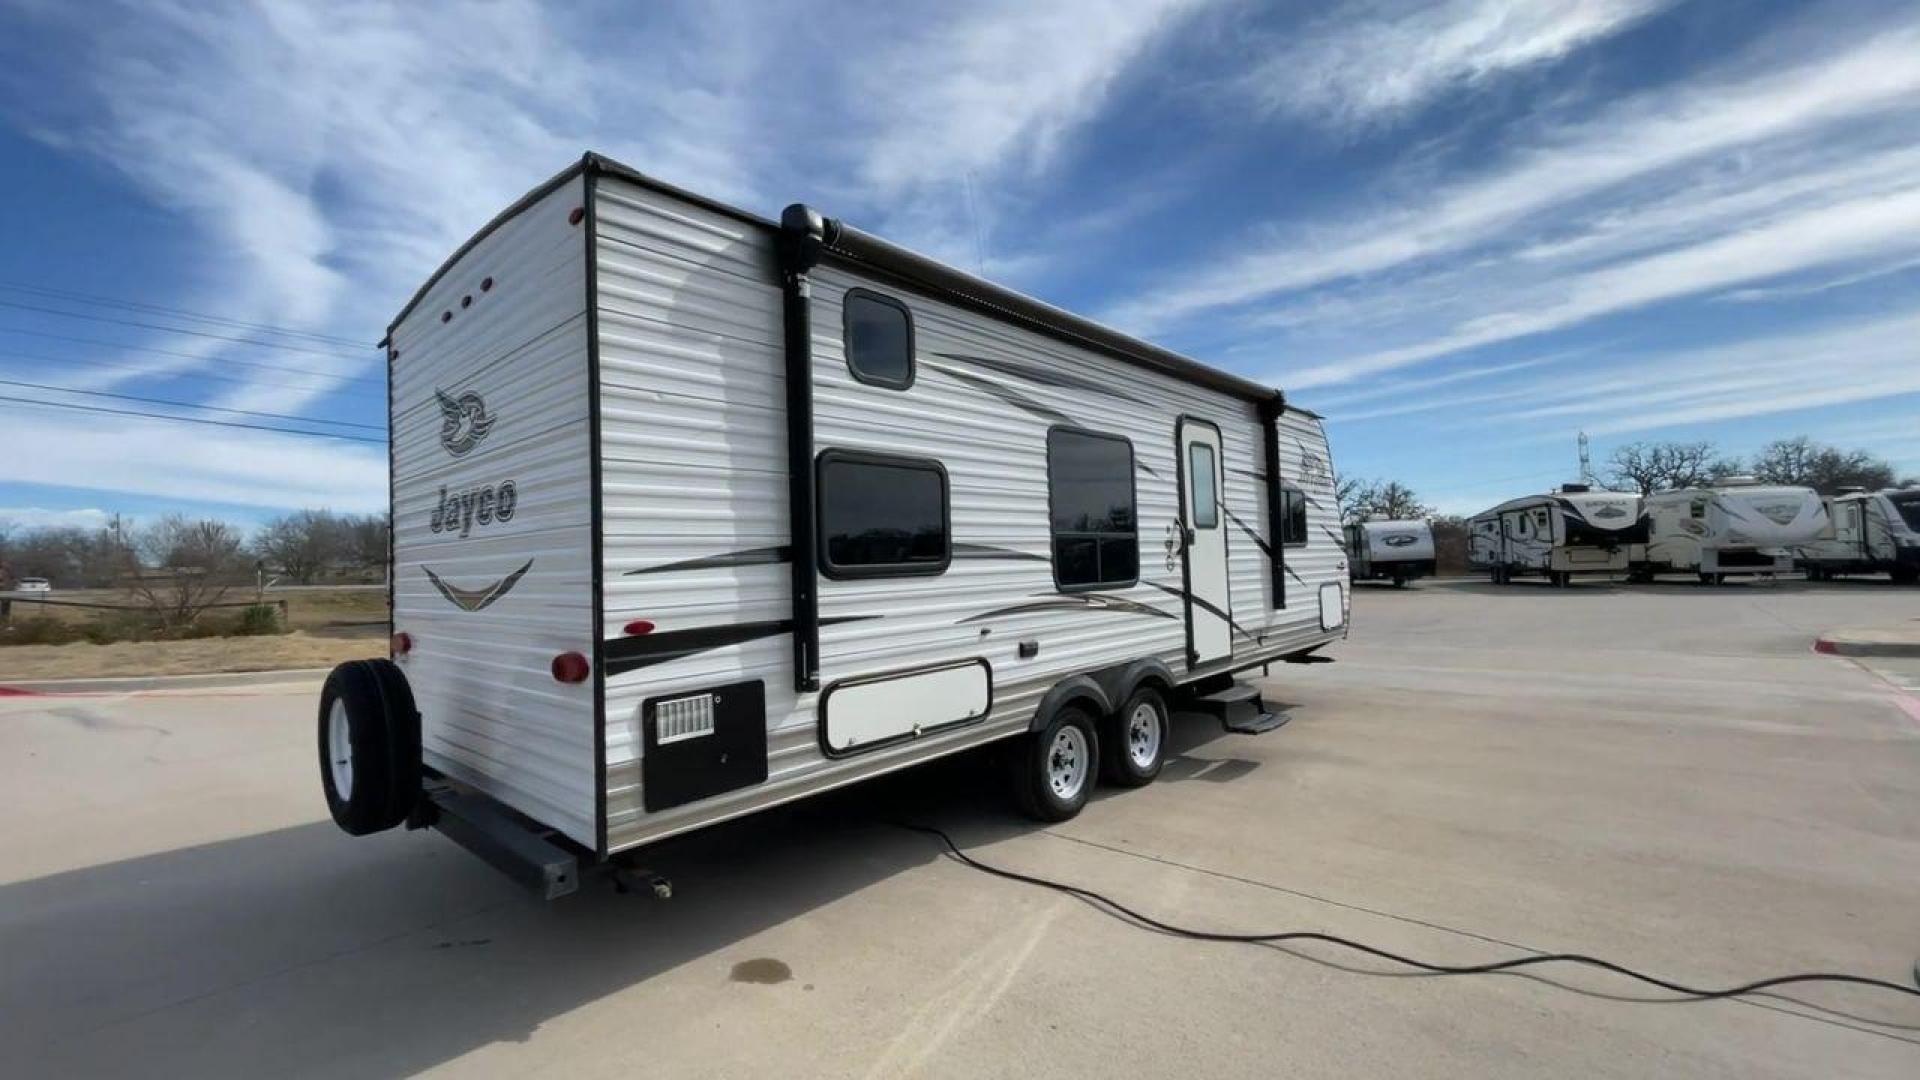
(816, 450), (948, 577)
(1280, 483), (1308, 546)
(1047, 428), (1138, 590)
(843, 288), (914, 390)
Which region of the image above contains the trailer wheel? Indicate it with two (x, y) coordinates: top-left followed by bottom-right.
(1893, 566), (1918, 585)
(1101, 687), (1168, 788)
(1012, 706), (1099, 821)
(318, 659), (421, 836)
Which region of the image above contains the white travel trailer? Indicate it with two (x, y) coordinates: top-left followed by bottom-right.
(1345, 520), (1435, 586)
(1640, 479), (1828, 583)
(1796, 488), (1920, 584)
(1468, 485), (1644, 586)
(318, 153), (1350, 895)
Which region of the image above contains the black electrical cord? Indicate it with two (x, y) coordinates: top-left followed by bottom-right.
(895, 824), (1920, 1005)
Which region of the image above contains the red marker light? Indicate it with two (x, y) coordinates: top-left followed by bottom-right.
(623, 620), (655, 636)
(568, 206), (585, 226)
(551, 651), (591, 683)
(391, 632), (414, 655)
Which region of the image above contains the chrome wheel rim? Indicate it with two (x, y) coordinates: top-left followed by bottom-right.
(1047, 725), (1090, 801)
(327, 699), (353, 799)
(1125, 701), (1162, 771)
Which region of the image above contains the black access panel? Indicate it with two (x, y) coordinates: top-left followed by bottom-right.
(640, 679), (769, 812)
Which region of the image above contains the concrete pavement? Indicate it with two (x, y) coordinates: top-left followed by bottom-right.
(3, 580), (1918, 1077)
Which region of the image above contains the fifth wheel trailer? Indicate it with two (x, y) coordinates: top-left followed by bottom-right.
(1468, 486), (1644, 586)
(1346, 520), (1435, 586)
(1639, 480), (1828, 583)
(1795, 487), (1920, 584)
(317, 152), (1350, 895)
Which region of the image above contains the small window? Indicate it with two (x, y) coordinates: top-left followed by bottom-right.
(1280, 483), (1308, 546)
(843, 289), (914, 389)
(1188, 443), (1218, 528)
(817, 450), (948, 577)
(1047, 428), (1137, 590)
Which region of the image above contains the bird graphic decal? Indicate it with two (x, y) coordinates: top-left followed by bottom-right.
(435, 388), (496, 457)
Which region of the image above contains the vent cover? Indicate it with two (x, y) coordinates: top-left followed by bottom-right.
(655, 693), (717, 744)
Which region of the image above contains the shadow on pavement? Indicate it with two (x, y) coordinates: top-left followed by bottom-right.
(3, 718), (1250, 1076)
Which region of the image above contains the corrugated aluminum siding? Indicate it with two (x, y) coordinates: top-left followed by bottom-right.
(592, 171), (1346, 853)
(389, 175), (597, 848)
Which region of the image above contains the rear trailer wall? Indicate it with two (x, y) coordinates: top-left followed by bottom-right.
(388, 175), (598, 849)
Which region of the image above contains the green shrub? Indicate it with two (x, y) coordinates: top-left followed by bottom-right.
(233, 604), (285, 636)
(83, 612), (156, 645)
(1, 617), (86, 646)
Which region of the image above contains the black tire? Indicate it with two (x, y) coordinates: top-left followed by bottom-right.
(1101, 687), (1169, 788)
(1011, 706), (1100, 822)
(1892, 565), (1919, 586)
(318, 658), (421, 836)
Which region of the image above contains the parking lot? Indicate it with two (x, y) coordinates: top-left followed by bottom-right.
(3, 578), (1918, 1078)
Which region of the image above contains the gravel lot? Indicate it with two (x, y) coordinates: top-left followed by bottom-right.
(3, 577), (1917, 1077)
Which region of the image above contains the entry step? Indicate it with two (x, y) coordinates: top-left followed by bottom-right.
(1222, 705), (1290, 734)
(1192, 683), (1261, 707)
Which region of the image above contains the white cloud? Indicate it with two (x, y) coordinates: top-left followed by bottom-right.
(1243, 0), (1666, 127)
(0, 507), (112, 532)
(1293, 182), (1920, 386)
(0, 411), (385, 512)
(1112, 18), (1920, 334)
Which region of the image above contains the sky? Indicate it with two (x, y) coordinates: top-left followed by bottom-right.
(0, 0), (1915, 530)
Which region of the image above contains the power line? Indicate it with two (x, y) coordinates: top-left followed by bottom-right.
(0, 394), (386, 445)
(0, 349), (367, 392)
(0, 377), (385, 431)
(0, 280), (368, 347)
(0, 327), (382, 385)
(0, 298), (370, 360)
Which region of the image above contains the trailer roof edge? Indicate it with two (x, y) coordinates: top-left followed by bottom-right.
(798, 208), (1283, 406)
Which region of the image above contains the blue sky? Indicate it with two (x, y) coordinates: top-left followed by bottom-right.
(0, 0), (1916, 531)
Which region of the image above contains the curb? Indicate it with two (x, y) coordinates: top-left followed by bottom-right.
(0, 667), (332, 696)
(1814, 637), (1920, 659)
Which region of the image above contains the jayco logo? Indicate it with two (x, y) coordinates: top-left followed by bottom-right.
(431, 482), (517, 537)
(1382, 533), (1418, 547)
(436, 388), (496, 457)
(1591, 503), (1629, 520)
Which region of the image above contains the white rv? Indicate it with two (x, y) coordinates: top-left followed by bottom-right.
(1345, 520), (1435, 586)
(1796, 488), (1920, 584)
(1640, 479), (1828, 583)
(318, 153), (1350, 895)
(1469, 486), (1644, 586)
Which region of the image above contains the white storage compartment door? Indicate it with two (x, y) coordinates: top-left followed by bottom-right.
(822, 659), (992, 756)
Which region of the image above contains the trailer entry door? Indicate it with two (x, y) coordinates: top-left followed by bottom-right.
(1177, 419), (1231, 667)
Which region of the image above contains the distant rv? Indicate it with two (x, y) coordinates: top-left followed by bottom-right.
(1639, 478), (1827, 584)
(1469, 485), (1645, 586)
(1346, 520), (1435, 587)
(1795, 487), (1920, 584)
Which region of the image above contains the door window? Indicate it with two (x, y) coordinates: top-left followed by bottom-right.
(1188, 442), (1218, 528)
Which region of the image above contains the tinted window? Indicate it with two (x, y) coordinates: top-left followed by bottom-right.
(817, 452), (947, 576)
(1281, 483), (1308, 546)
(1047, 429), (1137, 589)
(1890, 494), (1920, 532)
(843, 290), (913, 389)
(1188, 442), (1218, 528)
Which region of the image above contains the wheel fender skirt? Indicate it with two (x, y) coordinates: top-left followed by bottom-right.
(1030, 675), (1114, 733)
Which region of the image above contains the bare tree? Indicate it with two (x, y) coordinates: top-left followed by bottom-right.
(1748, 437), (1897, 494)
(127, 515), (246, 628)
(252, 509), (348, 584)
(342, 513), (391, 578)
(1339, 478), (1432, 524)
(1604, 441), (1733, 495)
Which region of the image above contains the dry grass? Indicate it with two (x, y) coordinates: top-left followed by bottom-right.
(0, 588), (389, 681)
(0, 629), (386, 682)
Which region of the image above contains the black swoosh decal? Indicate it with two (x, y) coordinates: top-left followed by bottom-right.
(923, 360), (1076, 426)
(1138, 579), (1262, 645)
(1222, 506), (1270, 557)
(423, 559), (534, 612)
(603, 615), (877, 676)
(953, 542), (1049, 562)
(934, 351), (1153, 406)
(960, 591), (1177, 624)
(624, 546), (792, 575)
